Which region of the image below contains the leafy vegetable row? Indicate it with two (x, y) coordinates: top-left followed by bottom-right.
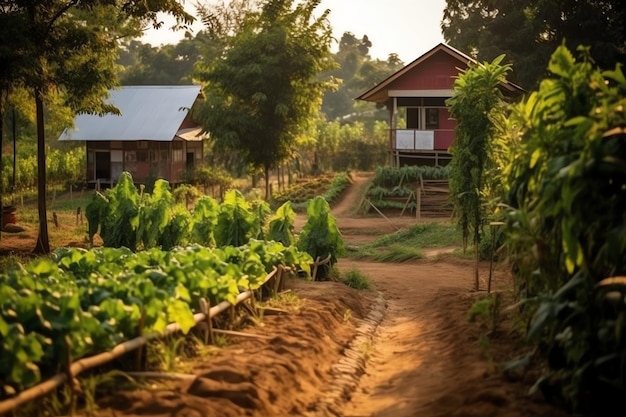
(0, 241), (312, 397)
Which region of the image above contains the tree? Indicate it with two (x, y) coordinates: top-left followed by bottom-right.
(321, 32), (403, 121)
(446, 55), (511, 289)
(0, 0), (192, 253)
(118, 35), (205, 85)
(441, 0), (626, 89)
(193, 0), (335, 199)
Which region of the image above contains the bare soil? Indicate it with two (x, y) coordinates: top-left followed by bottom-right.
(0, 173), (568, 417)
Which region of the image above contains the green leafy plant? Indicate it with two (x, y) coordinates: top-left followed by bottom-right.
(296, 196), (345, 279)
(190, 196), (220, 247)
(502, 44), (626, 415)
(0, 239), (313, 398)
(446, 54), (512, 271)
(214, 189), (256, 247)
(267, 201), (296, 246)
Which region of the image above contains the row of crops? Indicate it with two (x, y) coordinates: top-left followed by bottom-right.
(0, 242), (310, 397)
(360, 165), (450, 213)
(270, 171), (352, 211)
(1, 171), (346, 403)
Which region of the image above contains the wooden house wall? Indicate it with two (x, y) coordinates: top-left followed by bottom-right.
(86, 140), (202, 186)
(388, 51), (468, 91)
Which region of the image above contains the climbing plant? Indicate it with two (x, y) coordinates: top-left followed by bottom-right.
(446, 55), (512, 287)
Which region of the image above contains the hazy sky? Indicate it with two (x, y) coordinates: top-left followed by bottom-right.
(141, 0), (447, 64)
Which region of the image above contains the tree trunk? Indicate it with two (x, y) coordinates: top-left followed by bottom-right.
(264, 165), (270, 201)
(12, 107), (16, 194)
(33, 90), (50, 254)
(0, 96), (3, 241)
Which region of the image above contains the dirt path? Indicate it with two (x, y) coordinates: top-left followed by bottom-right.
(326, 174), (565, 417)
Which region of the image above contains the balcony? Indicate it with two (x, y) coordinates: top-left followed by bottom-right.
(390, 129), (454, 151)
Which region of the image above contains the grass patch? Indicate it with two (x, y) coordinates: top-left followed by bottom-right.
(349, 221), (461, 263)
(339, 268), (373, 290)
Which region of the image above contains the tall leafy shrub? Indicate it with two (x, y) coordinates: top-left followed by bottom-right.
(86, 172), (140, 250)
(190, 196), (220, 247)
(214, 189), (256, 247)
(267, 201), (296, 246)
(504, 45), (626, 415)
(296, 196), (344, 279)
(446, 54), (512, 252)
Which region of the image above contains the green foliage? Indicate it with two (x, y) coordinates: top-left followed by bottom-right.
(502, 44), (626, 414)
(351, 222), (461, 262)
(267, 201), (296, 246)
(467, 292), (502, 333)
(310, 120), (389, 172)
(339, 268), (373, 290)
(249, 198), (272, 240)
(137, 179), (173, 250)
(190, 165), (233, 194)
(214, 189), (256, 247)
(273, 172), (352, 212)
(172, 184), (202, 207)
(442, 0), (626, 89)
(447, 55), (511, 251)
(0, 240), (311, 397)
(296, 196), (345, 279)
(372, 165), (450, 188)
(190, 196), (220, 247)
(85, 173), (199, 251)
(193, 0), (336, 197)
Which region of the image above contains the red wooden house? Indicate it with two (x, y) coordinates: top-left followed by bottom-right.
(357, 43), (524, 166)
(58, 85), (206, 187)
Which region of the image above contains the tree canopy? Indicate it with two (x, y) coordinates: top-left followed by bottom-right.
(193, 0), (336, 198)
(321, 32), (403, 121)
(0, 0), (193, 253)
(441, 0), (626, 89)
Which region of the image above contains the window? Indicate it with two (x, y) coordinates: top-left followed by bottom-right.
(426, 108), (439, 129)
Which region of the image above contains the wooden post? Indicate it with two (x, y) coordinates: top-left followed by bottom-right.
(416, 189), (421, 219)
(474, 234), (480, 291)
(134, 310), (146, 371)
(488, 222), (505, 293)
(63, 336), (77, 417)
(199, 298), (214, 345)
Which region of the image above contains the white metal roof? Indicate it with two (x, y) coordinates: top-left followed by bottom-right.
(58, 85), (202, 142)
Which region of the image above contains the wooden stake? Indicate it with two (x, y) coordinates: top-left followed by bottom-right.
(135, 310), (146, 371)
(199, 298), (214, 345)
(211, 329), (270, 340)
(63, 336), (77, 417)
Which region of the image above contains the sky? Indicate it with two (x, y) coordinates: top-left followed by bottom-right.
(141, 0), (447, 64)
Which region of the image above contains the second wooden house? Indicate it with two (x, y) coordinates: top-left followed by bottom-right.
(58, 85), (206, 188)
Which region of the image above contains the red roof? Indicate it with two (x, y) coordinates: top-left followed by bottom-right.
(356, 43), (524, 103)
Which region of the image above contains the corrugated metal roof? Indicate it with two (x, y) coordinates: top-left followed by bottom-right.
(58, 85), (202, 142)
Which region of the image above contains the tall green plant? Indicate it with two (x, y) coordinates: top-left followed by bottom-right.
(137, 179), (173, 250)
(93, 172), (140, 250)
(503, 44), (626, 415)
(296, 196), (344, 279)
(214, 189), (256, 247)
(267, 201), (296, 246)
(190, 196), (220, 247)
(446, 55), (512, 289)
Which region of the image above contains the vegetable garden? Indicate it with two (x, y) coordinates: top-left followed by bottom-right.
(0, 171), (349, 415)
